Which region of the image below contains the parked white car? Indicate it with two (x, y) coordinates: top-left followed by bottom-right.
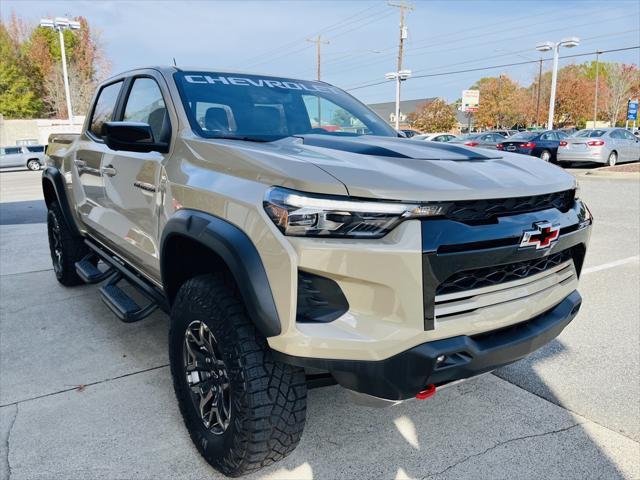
(412, 132), (457, 142)
(557, 128), (640, 166)
(0, 145), (47, 171)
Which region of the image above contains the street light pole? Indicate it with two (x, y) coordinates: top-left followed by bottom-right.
(536, 37), (580, 130)
(58, 27), (73, 126)
(40, 17), (81, 125)
(386, 70), (411, 130)
(547, 43), (561, 129)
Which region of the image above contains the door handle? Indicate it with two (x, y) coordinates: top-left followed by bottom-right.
(101, 165), (117, 177)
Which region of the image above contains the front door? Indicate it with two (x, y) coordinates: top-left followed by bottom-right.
(100, 75), (173, 279)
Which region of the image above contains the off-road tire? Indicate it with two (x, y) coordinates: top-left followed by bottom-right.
(169, 274), (307, 477)
(46, 202), (89, 286)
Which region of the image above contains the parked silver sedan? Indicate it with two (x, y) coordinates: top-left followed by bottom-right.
(448, 132), (506, 149)
(557, 128), (640, 166)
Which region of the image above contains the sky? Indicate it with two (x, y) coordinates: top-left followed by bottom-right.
(3, 0), (640, 104)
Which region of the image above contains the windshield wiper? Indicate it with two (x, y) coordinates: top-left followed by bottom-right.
(209, 135), (281, 143)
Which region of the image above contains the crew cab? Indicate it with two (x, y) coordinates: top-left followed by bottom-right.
(43, 66), (592, 476)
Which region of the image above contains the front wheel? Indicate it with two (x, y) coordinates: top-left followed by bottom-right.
(169, 274), (307, 477)
(607, 151), (617, 167)
(27, 159), (41, 171)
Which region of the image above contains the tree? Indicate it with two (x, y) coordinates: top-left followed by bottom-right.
(605, 63), (639, 126)
(407, 98), (456, 132)
(0, 22), (42, 118)
(471, 75), (531, 129)
(0, 13), (109, 119)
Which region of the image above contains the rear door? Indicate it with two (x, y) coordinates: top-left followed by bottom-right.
(99, 73), (174, 278)
(74, 79), (124, 228)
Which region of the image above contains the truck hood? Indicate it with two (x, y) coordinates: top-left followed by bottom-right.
(190, 134), (576, 202)
(274, 135), (576, 201)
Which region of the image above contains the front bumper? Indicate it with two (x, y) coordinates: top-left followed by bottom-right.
(276, 290), (582, 400)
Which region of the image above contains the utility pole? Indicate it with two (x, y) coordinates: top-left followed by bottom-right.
(307, 35), (329, 126)
(388, 1), (413, 130)
(593, 51), (601, 128)
(535, 58), (543, 127)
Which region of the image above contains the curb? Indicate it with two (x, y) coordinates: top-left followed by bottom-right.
(580, 170), (640, 180)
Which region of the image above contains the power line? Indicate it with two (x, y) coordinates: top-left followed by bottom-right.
(345, 45), (640, 91)
(328, 11), (633, 78)
(238, 3), (388, 69)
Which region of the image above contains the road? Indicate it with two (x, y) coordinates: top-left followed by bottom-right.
(0, 169), (638, 480)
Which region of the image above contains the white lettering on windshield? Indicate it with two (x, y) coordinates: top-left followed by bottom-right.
(184, 75), (338, 93)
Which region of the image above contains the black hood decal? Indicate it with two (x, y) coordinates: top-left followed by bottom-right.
(297, 134), (499, 160)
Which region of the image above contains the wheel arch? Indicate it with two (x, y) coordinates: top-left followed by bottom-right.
(42, 166), (81, 236)
(160, 209), (281, 338)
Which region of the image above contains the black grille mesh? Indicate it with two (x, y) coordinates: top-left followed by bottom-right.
(436, 250), (572, 296)
(445, 190), (575, 223)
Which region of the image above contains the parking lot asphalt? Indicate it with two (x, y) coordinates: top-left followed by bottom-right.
(1, 169), (639, 480)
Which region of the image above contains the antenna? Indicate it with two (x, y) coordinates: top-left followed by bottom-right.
(173, 57), (177, 67)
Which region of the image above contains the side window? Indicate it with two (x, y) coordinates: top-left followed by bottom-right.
(123, 78), (169, 142)
(610, 130), (622, 139)
(557, 131), (568, 139)
(540, 132), (553, 140)
(90, 81), (123, 139)
(622, 130), (636, 141)
(4, 147), (21, 155)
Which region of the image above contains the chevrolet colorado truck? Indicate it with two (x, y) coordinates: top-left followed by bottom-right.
(44, 67), (592, 477)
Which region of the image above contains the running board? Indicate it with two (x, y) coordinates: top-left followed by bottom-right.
(75, 254), (114, 284)
(82, 239), (169, 323)
(99, 273), (158, 323)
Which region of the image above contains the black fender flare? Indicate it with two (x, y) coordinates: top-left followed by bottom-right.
(42, 166), (82, 237)
(160, 209), (281, 337)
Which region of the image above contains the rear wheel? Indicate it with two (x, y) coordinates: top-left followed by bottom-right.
(26, 159), (41, 171)
(607, 151), (617, 167)
(169, 274), (307, 477)
(540, 150), (551, 162)
(46, 202), (89, 286)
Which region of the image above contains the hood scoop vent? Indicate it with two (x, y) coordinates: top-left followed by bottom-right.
(297, 134), (501, 161)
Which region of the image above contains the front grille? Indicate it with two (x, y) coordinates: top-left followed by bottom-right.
(444, 190), (575, 223)
(436, 250), (572, 296)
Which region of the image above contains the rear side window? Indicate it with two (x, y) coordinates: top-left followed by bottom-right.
(26, 146), (45, 152)
(609, 130), (623, 139)
(2, 147), (21, 155)
(90, 81), (123, 138)
(123, 78), (169, 142)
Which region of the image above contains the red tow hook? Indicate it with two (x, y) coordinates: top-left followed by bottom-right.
(415, 384), (437, 400)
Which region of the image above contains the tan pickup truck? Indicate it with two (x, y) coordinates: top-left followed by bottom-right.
(44, 66), (592, 476)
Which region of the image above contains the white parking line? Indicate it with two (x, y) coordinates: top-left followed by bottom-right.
(582, 255), (640, 275)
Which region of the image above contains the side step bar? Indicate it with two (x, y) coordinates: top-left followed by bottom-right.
(100, 273), (158, 323)
(75, 254), (114, 284)
(80, 239), (169, 323)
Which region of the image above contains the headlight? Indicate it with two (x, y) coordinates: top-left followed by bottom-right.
(263, 187), (449, 238)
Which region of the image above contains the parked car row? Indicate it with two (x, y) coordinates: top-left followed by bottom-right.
(0, 145), (47, 171)
(407, 127), (639, 166)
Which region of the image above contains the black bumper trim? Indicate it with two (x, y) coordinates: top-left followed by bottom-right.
(275, 290), (582, 401)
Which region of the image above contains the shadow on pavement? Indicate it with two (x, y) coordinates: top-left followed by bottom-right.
(0, 199), (46, 225)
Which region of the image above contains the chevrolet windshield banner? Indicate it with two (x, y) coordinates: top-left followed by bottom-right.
(183, 74), (338, 94)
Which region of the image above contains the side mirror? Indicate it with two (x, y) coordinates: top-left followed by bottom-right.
(102, 122), (169, 153)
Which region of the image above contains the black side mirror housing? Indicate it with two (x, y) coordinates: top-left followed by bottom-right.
(102, 122), (169, 153)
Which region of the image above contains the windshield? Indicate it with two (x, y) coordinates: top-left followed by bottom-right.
(174, 72), (397, 141)
(573, 129), (605, 138)
(510, 132), (538, 141)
